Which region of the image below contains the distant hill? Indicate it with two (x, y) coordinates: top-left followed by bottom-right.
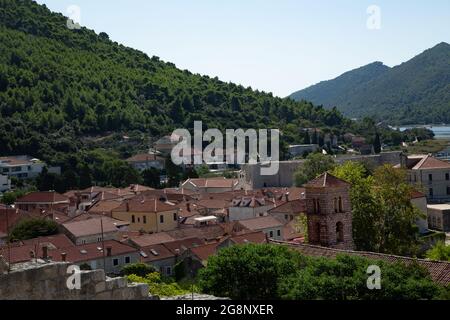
(0, 0), (350, 162)
(290, 43), (450, 125)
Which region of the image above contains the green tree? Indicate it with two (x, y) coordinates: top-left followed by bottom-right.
(8, 218), (58, 242)
(294, 153), (335, 186)
(426, 242), (450, 262)
(373, 132), (381, 154)
(142, 168), (162, 189)
(121, 262), (156, 277)
(332, 163), (422, 256)
(198, 244), (307, 300)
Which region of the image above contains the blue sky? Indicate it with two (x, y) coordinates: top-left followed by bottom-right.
(36, 0), (450, 97)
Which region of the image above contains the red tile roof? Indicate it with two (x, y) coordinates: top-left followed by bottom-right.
(163, 237), (205, 255)
(230, 231), (268, 245)
(238, 216), (283, 231)
(112, 196), (178, 213)
(269, 199), (306, 214)
(412, 155), (450, 170)
(140, 244), (175, 262)
(183, 178), (239, 189)
(304, 172), (350, 188)
(15, 192), (69, 204)
(128, 232), (176, 248)
(190, 242), (222, 262)
(62, 217), (124, 238)
(271, 240), (450, 286)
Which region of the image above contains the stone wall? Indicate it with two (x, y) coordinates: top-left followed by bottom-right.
(0, 259), (149, 300)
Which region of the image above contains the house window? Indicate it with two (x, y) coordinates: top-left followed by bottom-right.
(446, 173), (450, 181)
(277, 230), (281, 237)
(429, 188), (434, 197)
(125, 256), (131, 264)
(429, 174), (433, 181)
(97, 237), (102, 242)
(334, 198), (338, 213)
(166, 266), (172, 275)
(447, 187), (450, 195)
(285, 214), (289, 221)
(113, 258), (119, 266)
(143, 216), (147, 224)
(131, 215), (135, 223)
(160, 215), (164, 224)
(269, 231), (274, 238)
(173, 212), (177, 221)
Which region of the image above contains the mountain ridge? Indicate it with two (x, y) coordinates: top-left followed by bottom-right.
(290, 42), (450, 124)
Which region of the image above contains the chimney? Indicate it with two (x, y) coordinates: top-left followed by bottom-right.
(42, 246), (48, 259)
(106, 246), (112, 257)
(285, 192), (290, 202)
(61, 252), (67, 262)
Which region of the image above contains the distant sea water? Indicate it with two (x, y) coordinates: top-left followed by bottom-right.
(397, 125), (450, 140)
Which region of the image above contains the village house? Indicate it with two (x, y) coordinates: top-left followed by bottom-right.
(410, 190), (429, 234)
(126, 153), (166, 171)
(268, 198), (306, 223)
(0, 174), (11, 193)
(112, 196), (179, 233)
(0, 155), (60, 179)
(427, 204), (450, 232)
(15, 191), (70, 213)
(181, 177), (242, 194)
(61, 216), (129, 245)
(228, 196), (276, 221)
(398, 154), (450, 203)
(236, 216), (284, 240)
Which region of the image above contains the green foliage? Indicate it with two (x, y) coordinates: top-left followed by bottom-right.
(0, 0), (351, 170)
(141, 168), (162, 189)
(290, 43), (450, 125)
(127, 273), (193, 297)
(8, 217), (58, 242)
(332, 163), (422, 255)
(426, 242), (450, 262)
(198, 244), (308, 300)
(294, 153), (335, 186)
(79, 263), (92, 271)
(1, 189), (27, 205)
(121, 263), (156, 277)
(199, 244), (445, 300)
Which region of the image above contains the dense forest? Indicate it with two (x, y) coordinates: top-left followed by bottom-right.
(0, 0), (415, 190)
(290, 43), (450, 125)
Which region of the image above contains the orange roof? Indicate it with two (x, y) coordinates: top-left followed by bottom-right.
(190, 242), (221, 262)
(62, 217), (124, 237)
(238, 216), (283, 231)
(15, 192), (69, 204)
(269, 199), (306, 214)
(183, 178), (239, 189)
(230, 231), (268, 245)
(129, 232), (176, 248)
(112, 196), (178, 213)
(412, 155), (450, 170)
(126, 153), (165, 162)
(140, 244), (175, 262)
(304, 172), (350, 188)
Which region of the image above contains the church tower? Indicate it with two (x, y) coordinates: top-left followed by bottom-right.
(304, 172), (353, 250)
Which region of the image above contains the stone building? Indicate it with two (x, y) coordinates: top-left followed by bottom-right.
(304, 172), (353, 250)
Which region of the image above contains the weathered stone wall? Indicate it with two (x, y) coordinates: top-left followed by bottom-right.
(0, 260), (149, 300)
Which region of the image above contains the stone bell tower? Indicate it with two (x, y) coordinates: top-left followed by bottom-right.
(304, 172), (353, 250)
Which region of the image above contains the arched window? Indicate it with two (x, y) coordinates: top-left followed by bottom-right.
(336, 222), (344, 243)
(338, 197), (343, 212)
(313, 222), (321, 243)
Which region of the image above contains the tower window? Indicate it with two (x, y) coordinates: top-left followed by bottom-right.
(338, 197), (343, 213)
(336, 222), (344, 243)
(334, 198), (338, 213)
(429, 174), (433, 181)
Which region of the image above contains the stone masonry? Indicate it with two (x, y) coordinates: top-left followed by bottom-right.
(0, 258), (149, 300)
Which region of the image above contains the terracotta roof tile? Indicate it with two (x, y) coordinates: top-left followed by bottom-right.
(304, 172), (350, 188)
(15, 192), (69, 204)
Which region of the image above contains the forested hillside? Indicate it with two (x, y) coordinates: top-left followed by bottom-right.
(0, 0), (403, 191)
(290, 43), (450, 125)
